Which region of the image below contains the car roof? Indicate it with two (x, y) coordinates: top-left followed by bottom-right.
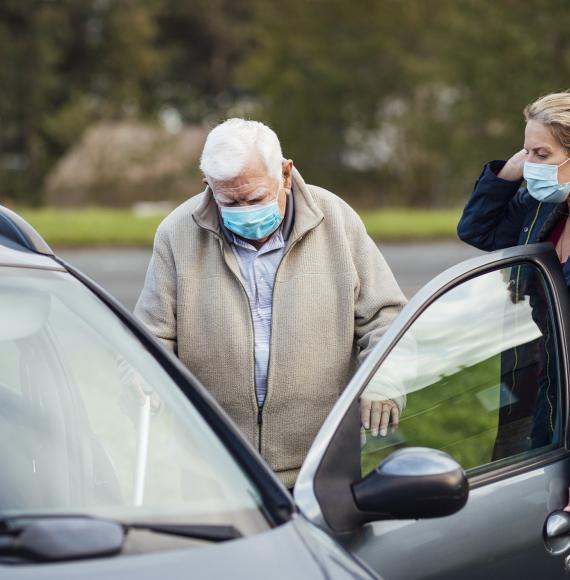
(0, 205), (65, 271)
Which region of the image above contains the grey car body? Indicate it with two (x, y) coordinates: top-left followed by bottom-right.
(2, 205), (570, 578)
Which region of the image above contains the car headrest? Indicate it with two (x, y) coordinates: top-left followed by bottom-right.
(0, 286), (52, 341)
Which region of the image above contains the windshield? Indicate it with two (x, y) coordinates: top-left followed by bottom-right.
(0, 267), (268, 538)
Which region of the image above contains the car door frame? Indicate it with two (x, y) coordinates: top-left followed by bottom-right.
(294, 242), (570, 535)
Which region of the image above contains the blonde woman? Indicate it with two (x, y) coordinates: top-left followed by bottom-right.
(458, 91), (570, 461)
(459, 91), (570, 264)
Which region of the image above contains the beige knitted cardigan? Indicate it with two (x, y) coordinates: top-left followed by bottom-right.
(135, 168), (407, 488)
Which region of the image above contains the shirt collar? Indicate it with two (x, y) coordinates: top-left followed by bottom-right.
(230, 224), (285, 252)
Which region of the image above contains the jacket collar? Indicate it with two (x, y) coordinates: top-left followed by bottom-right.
(191, 167), (324, 243)
(537, 202), (568, 242)
(289, 167), (324, 240)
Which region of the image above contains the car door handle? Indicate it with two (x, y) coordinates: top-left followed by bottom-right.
(544, 510), (570, 556)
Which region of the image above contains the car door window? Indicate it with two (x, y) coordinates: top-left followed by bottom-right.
(361, 262), (563, 478)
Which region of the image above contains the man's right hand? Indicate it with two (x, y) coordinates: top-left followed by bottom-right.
(360, 398), (400, 437)
(497, 149), (527, 181)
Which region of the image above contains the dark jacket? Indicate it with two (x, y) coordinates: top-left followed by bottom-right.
(458, 160), (564, 456)
(458, 160), (570, 286)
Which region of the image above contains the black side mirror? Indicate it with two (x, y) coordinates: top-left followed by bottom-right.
(352, 447), (468, 520)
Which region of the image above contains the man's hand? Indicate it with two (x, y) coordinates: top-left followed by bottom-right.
(360, 398), (400, 437)
(497, 149), (527, 181)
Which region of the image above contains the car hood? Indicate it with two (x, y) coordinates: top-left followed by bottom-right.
(2, 515), (376, 580)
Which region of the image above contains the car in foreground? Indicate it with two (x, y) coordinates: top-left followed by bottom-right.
(1, 204), (570, 579)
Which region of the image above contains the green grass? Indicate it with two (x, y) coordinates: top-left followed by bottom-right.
(18, 208), (165, 247)
(361, 355), (504, 477)
(12, 207), (463, 247)
(360, 208), (462, 242)
(360, 353), (555, 478)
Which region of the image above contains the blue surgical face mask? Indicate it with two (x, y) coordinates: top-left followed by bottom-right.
(524, 157), (570, 203)
(220, 201), (283, 240)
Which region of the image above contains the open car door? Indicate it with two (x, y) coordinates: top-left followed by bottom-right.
(295, 243), (570, 580)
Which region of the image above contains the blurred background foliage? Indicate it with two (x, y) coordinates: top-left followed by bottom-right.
(1, 0), (569, 207)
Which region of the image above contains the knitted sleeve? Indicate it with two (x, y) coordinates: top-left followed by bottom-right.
(349, 211), (409, 409)
(134, 224), (178, 354)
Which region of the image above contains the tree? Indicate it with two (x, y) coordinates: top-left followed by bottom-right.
(241, 0), (415, 191)
(241, 0), (570, 206)
(0, 0), (65, 203)
(154, 0), (252, 122)
(0, 0), (163, 205)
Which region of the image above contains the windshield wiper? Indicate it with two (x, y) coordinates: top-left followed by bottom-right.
(0, 515), (242, 562)
(127, 522), (242, 542)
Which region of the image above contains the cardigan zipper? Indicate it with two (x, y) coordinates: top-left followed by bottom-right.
(220, 232), (308, 455)
(262, 229), (315, 413)
(257, 406), (263, 453)
(210, 233), (263, 452)
(230, 265), (262, 452)
(229, 232), (306, 455)
(208, 222), (321, 455)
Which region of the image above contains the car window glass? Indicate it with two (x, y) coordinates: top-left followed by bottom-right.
(0, 342), (21, 395)
(0, 269), (268, 537)
(360, 263), (563, 478)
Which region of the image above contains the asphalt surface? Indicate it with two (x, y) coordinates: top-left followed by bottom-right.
(58, 241), (484, 312)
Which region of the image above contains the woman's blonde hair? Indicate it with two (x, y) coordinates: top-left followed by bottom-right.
(524, 91), (570, 152)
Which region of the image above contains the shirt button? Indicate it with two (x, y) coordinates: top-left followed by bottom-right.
(523, 227), (529, 232)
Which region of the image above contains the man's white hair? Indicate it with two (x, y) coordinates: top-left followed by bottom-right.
(200, 118), (284, 183)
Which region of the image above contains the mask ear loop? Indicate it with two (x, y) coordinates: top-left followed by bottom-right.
(557, 156), (570, 185)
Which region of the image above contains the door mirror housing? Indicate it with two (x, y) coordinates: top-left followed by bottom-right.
(352, 447), (468, 521)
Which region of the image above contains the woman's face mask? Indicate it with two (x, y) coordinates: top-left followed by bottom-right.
(524, 157), (570, 203)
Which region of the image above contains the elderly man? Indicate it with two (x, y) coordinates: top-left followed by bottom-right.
(135, 118), (407, 488)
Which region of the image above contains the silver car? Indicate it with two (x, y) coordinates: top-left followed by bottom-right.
(1, 204), (569, 579)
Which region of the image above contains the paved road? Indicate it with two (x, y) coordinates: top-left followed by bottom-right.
(58, 241), (484, 312)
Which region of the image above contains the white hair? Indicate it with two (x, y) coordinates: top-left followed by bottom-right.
(200, 118), (284, 183)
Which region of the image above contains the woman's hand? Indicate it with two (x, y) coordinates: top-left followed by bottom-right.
(497, 149), (527, 181)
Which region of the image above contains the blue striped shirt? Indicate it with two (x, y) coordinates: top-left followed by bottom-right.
(222, 194), (294, 407)
(229, 228), (286, 406)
